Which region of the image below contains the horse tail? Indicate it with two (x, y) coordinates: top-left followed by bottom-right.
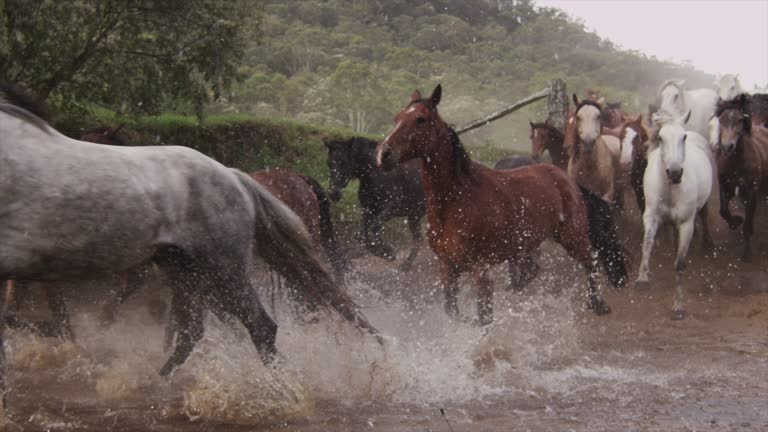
(578, 186), (628, 288)
(299, 174), (351, 279)
(233, 170), (381, 343)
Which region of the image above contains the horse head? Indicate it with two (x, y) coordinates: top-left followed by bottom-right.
(620, 115), (649, 161)
(715, 93), (752, 154)
(377, 84), (446, 171)
(716, 74), (742, 101)
(324, 137), (359, 202)
(529, 120), (551, 160)
(654, 111), (692, 184)
(657, 80), (687, 118)
(571, 93), (602, 153)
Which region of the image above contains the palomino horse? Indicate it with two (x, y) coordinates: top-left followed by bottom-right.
(0, 83), (380, 415)
(635, 112), (713, 320)
(324, 137), (426, 272)
(714, 94), (768, 262)
(529, 121), (568, 171)
(656, 80), (719, 138)
(376, 85), (627, 326)
(566, 94), (624, 206)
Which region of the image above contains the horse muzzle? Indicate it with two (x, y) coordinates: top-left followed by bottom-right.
(666, 168), (683, 184)
(719, 143), (736, 154)
(376, 145), (399, 172)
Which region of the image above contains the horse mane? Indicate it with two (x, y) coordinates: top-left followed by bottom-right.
(576, 99), (603, 113)
(447, 128), (472, 179)
(716, 93), (752, 117)
(0, 81), (51, 132)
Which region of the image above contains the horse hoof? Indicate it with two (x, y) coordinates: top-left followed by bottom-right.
(671, 309), (686, 320)
(635, 280), (651, 290)
(587, 298), (611, 315)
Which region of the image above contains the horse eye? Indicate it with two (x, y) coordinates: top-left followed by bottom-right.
(416, 117), (426, 124)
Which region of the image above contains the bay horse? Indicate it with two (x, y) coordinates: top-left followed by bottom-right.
(324, 137), (426, 272)
(0, 82), (380, 418)
(566, 94), (624, 206)
(635, 112), (713, 320)
(529, 121), (567, 171)
(376, 85), (627, 326)
(493, 155), (541, 291)
(715, 75), (768, 127)
(714, 94), (768, 262)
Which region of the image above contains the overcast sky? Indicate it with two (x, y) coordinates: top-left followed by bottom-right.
(537, 0), (768, 90)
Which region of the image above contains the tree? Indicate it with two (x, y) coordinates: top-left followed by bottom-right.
(328, 60), (386, 134)
(0, 0), (259, 116)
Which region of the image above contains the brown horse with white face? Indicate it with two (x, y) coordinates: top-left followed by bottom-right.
(566, 94), (623, 205)
(376, 85), (627, 326)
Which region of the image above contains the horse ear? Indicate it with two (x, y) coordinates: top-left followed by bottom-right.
(676, 80), (686, 88)
(410, 89), (422, 101)
(572, 93), (580, 106)
(429, 84), (442, 107)
(529, 120), (535, 128)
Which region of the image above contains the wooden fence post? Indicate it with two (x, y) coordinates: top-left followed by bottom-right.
(546, 78), (568, 131)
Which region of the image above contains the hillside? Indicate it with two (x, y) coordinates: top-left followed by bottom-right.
(216, 0), (714, 152)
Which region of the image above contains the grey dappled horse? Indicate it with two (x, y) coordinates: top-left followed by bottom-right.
(0, 83), (380, 413)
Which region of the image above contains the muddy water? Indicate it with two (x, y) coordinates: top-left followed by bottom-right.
(5, 205), (768, 431)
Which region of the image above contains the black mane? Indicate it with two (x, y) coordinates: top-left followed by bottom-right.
(716, 93), (751, 117)
(576, 99), (603, 113)
(0, 81), (50, 132)
(447, 128), (472, 179)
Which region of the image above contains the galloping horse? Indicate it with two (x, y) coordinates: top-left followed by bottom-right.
(715, 75), (768, 127)
(529, 121), (568, 171)
(566, 94), (624, 206)
(376, 85), (627, 326)
(635, 112), (713, 320)
(714, 94), (768, 262)
(656, 80), (719, 138)
(324, 137), (426, 272)
(0, 83), (380, 414)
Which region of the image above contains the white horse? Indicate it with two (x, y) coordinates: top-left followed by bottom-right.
(656, 80), (719, 139)
(635, 112), (713, 320)
(716, 74), (743, 101)
(0, 83), (380, 420)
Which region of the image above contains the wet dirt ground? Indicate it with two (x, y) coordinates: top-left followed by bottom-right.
(4, 198), (768, 431)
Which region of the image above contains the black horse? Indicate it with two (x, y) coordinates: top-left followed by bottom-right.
(324, 137), (426, 272)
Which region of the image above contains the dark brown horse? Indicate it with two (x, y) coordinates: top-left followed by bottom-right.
(715, 94), (768, 262)
(376, 85), (627, 326)
(529, 121), (567, 171)
(250, 168), (349, 279)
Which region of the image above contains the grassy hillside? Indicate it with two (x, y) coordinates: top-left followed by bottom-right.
(210, 0), (716, 152)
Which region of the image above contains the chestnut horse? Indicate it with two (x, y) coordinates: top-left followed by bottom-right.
(376, 85), (627, 326)
(529, 121), (567, 171)
(714, 94), (768, 262)
(566, 94), (624, 206)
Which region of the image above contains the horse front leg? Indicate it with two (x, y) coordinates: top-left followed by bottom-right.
(697, 202), (715, 253)
(741, 188), (758, 262)
(636, 213), (659, 288)
(366, 205), (396, 261)
(672, 219), (695, 320)
(472, 266), (494, 327)
(719, 179), (742, 229)
(398, 214), (423, 272)
(440, 263), (462, 321)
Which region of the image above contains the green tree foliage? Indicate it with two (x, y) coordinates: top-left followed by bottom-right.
(0, 0), (259, 116)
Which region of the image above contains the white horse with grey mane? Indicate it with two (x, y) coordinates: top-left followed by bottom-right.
(0, 83), (380, 421)
(656, 79), (719, 139)
(635, 111), (713, 320)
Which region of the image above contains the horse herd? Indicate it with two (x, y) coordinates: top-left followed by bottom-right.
(0, 74), (766, 418)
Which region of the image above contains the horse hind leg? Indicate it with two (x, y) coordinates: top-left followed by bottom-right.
(671, 219), (695, 320)
(158, 286), (203, 377)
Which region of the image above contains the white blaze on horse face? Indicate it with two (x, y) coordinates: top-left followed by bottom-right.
(620, 127), (637, 164)
(576, 105), (601, 148)
(378, 120), (404, 166)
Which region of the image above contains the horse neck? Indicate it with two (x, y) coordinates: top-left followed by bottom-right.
(418, 128), (472, 206)
(545, 130), (567, 167)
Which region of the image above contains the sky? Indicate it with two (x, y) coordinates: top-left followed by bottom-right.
(536, 0), (768, 90)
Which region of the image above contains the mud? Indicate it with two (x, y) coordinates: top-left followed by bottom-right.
(4, 197), (768, 431)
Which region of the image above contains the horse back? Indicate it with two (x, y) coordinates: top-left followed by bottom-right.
(250, 169), (321, 243)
